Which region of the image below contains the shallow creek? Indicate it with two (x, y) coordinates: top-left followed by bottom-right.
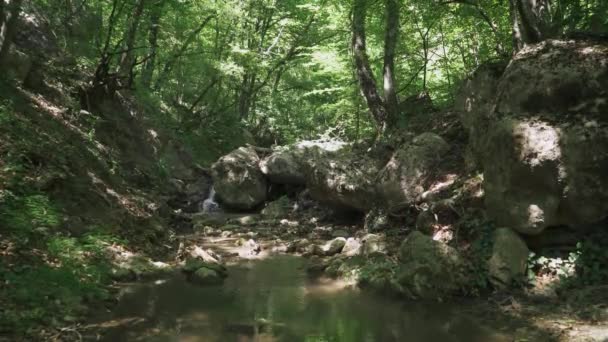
(94, 256), (513, 342)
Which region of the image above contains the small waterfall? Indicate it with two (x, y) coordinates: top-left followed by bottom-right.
(201, 186), (221, 213)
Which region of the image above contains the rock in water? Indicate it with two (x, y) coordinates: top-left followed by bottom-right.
(458, 40), (608, 235)
(487, 228), (529, 289)
(341, 238), (362, 256)
(182, 257), (227, 275)
(397, 231), (464, 299)
(211, 147), (267, 210)
(361, 234), (386, 255)
(191, 267), (224, 286)
(323, 237), (347, 256)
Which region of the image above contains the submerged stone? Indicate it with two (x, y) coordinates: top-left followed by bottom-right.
(191, 267), (224, 286)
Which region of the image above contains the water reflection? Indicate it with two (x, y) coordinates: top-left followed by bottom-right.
(97, 256), (506, 342)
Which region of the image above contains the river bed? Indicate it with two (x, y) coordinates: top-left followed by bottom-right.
(91, 256), (521, 342)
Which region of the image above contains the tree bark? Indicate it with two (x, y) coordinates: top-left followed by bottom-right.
(118, 0), (146, 77)
(0, 0), (23, 66)
(510, 0), (553, 51)
(352, 0), (387, 133)
(238, 73), (255, 120)
(383, 0), (399, 127)
(0, 0), (5, 28)
(141, 0), (164, 89)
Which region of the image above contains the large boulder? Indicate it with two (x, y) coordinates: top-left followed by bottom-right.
(305, 149), (379, 211)
(378, 133), (450, 210)
(455, 61), (507, 169)
(397, 231), (464, 299)
(259, 149), (306, 185)
(260, 140), (347, 185)
(487, 228), (529, 289)
(211, 147), (267, 210)
(459, 40), (608, 235)
(298, 140), (381, 211)
(260, 139), (379, 211)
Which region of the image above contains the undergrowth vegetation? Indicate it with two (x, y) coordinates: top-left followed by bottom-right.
(0, 86), (161, 336)
(528, 232), (608, 288)
(0, 187), (117, 335)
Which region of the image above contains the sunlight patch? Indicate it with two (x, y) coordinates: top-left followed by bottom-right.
(527, 204), (545, 228)
(514, 121), (562, 167)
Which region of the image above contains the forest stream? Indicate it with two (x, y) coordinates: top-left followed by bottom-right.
(2, 0), (608, 340)
(90, 256), (511, 342)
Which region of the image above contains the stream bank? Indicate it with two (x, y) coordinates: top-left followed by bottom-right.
(1, 8), (607, 341)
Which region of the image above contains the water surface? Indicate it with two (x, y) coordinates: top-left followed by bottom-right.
(97, 256), (508, 342)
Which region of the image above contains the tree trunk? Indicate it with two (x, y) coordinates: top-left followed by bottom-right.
(238, 73), (256, 120)
(0, 0), (23, 66)
(383, 0), (399, 127)
(0, 0), (5, 28)
(510, 0), (553, 51)
(352, 0), (387, 133)
(439, 22), (453, 102)
(141, 0), (164, 89)
(118, 0), (145, 78)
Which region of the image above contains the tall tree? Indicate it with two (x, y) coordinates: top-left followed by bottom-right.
(0, 0), (23, 66)
(352, 0), (387, 133)
(509, 0), (553, 51)
(141, 0), (165, 89)
(118, 0), (146, 82)
(383, 0), (400, 127)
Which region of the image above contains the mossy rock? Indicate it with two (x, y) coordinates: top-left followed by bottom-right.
(190, 267), (224, 286)
(113, 257), (173, 280)
(183, 257), (227, 276)
(192, 213), (229, 227)
(396, 231), (465, 299)
(261, 196), (292, 218)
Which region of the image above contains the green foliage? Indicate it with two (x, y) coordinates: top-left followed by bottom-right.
(358, 257), (399, 293)
(526, 231), (608, 289)
(0, 233), (118, 334)
(527, 252), (577, 284)
(0, 192), (60, 241)
(27, 0), (606, 145)
(569, 234), (608, 286)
